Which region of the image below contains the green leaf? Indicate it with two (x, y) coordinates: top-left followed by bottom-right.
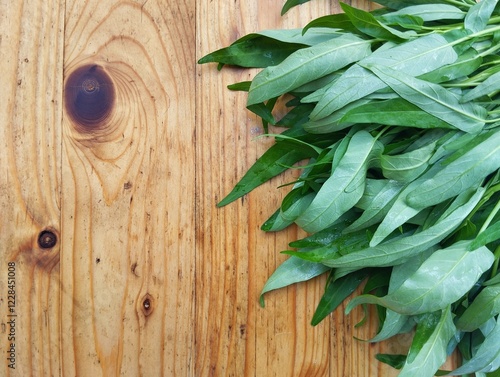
(456, 284), (500, 332)
(381, 140), (437, 182)
(247, 100), (277, 129)
(280, 191), (316, 222)
(295, 130), (383, 233)
(398, 308), (456, 377)
(370, 162), (446, 246)
(275, 103), (315, 127)
(370, 310), (410, 343)
(340, 2), (415, 41)
(345, 179), (405, 233)
(363, 269), (391, 293)
(375, 354), (407, 369)
(303, 98), (371, 134)
(323, 188), (484, 268)
(470, 219), (500, 249)
(311, 269), (369, 325)
(291, 72), (340, 94)
(285, 225), (372, 263)
(484, 273), (500, 287)
(372, 0), (458, 10)
(363, 63), (487, 134)
(255, 28), (344, 46)
(382, 4), (465, 22)
(198, 36), (306, 68)
(369, 250), (434, 342)
(345, 241), (494, 315)
(199, 27), (348, 68)
(308, 33), (458, 120)
(247, 34), (372, 105)
(450, 316), (500, 374)
(288, 217), (355, 248)
(261, 208), (294, 232)
(217, 137), (313, 207)
(378, 13), (424, 31)
(303, 13), (358, 34)
(281, 0), (310, 15)
(227, 81), (251, 91)
(462, 71), (500, 103)
(260, 256), (330, 307)
(407, 130), (500, 208)
(464, 0), (498, 33)
(254, 28), (343, 46)
(418, 48), (482, 84)
(341, 98), (455, 129)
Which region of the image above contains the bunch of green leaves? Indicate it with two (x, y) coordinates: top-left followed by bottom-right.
(199, 0), (500, 375)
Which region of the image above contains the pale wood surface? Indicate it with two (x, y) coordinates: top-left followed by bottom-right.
(0, 0), (457, 376)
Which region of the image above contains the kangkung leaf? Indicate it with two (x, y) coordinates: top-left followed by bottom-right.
(398, 308), (456, 377)
(450, 316), (500, 374)
(345, 241), (494, 315)
(260, 256), (330, 307)
(462, 70), (500, 103)
(363, 63), (487, 133)
(295, 130), (382, 233)
(407, 130), (500, 208)
(341, 98), (455, 129)
(323, 188), (484, 268)
(218, 137), (313, 207)
(456, 284), (500, 332)
(281, 0), (311, 15)
(383, 4), (465, 22)
(309, 33), (458, 119)
(311, 269), (369, 325)
(464, 0), (498, 33)
(247, 34), (372, 105)
(340, 2), (415, 40)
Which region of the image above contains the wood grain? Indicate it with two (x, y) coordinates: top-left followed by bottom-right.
(61, 1), (196, 376)
(1, 0), (195, 375)
(0, 0), (64, 375)
(0, 0), (460, 376)
(195, 1), (403, 377)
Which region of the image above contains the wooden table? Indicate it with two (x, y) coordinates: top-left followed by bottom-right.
(0, 1), (456, 375)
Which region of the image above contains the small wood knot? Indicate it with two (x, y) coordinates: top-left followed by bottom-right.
(38, 230), (57, 249)
(142, 294), (153, 317)
(64, 64), (115, 131)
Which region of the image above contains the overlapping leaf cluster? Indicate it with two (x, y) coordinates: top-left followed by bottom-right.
(199, 0), (500, 375)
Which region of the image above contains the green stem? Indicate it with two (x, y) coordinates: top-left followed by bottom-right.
(488, 15), (500, 26)
(490, 245), (500, 279)
(478, 44), (500, 59)
(452, 24), (500, 48)
(445, 0), (472, 8)
(257, 133), (323, 154)
(478, 199), (500, 234)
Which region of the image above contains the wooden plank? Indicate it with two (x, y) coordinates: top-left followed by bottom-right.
(61, 1), (196, 376)
(1, 0), (196, 375)
(194, 1), (398, 376)
(0, 0), (65, 375)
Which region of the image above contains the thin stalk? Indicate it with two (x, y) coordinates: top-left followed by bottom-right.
(478, 43), (500, 58)
(488, 15), (500, 26)
(484, 117), (500, 124)
(452, 24), (500, 47)
(444, 0), (473, 8)
(478, 199), (500, 235)
(490, 245), (500, 279)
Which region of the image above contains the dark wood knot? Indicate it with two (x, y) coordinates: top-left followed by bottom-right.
(38, 230), (57, 249)
(64, 64), (115, 131)
(141, 294), (154, 317)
